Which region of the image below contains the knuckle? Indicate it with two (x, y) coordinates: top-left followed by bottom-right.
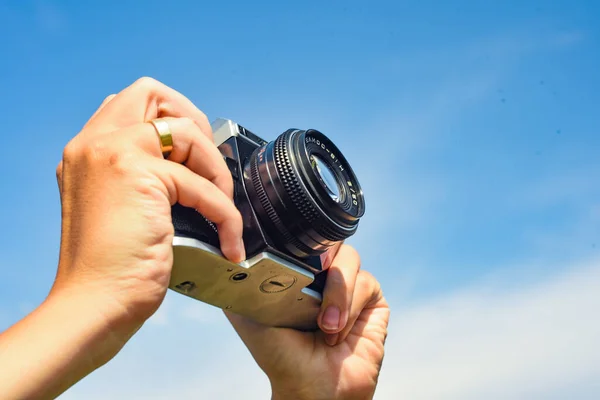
(380, 294), (389, 308)
(232, 208), (243, 225)
(134, 76), (161, 91)
(81, 138), (109, 161)
(220, 206), (244, 231)
(179, 116), (197, 131)
(77, 138), (135, 171)
(107, 149), (137, 171)
(55, 161), (63, 179)
(359, 269), (374, 282)
(216, 170), (234, 191)
(357, 270), (376, 291)
(62, 140), (79, 162)
(344, 244), (361, 264)
(198, 112), (210, 128)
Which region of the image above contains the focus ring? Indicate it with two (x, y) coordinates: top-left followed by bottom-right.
(274, 133), (350, 242)
(249, 150), (316, 256)
(319, 223), (352, 242)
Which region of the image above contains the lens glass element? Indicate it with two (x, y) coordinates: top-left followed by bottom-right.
(310, 154), (342, 203)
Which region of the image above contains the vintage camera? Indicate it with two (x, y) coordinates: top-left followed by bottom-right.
(168, 118), (365, 330)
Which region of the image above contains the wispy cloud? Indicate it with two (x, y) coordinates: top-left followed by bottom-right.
(58, 257), (600, 400)
(377, 258), (600, 399)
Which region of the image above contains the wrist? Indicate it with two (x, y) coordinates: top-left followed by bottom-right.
(49, 276), (149, 343)
(271, 391), (307, 400)
(270, 383), (316, 400)
(0, 284), (137, 399)
(45, 283), (141, 362)
(270, 381), (375, 400)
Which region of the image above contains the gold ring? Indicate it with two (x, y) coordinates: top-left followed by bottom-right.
(149, 118), (174, 158)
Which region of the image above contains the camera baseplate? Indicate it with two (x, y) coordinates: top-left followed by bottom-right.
(170, 236), (323, 331)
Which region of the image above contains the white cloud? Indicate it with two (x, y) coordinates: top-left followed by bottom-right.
(58, 258), (600, 400)
(376, 259), (600, 400)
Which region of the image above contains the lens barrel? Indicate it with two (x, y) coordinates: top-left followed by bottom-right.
(245, 128), (365, 258)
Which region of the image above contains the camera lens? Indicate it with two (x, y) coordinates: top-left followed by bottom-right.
(310, 154), (343, 203)
(244, 128), (365, 258)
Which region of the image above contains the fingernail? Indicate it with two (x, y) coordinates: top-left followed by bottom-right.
(322, 306), (340, 331)
(325, 333), (339, 346)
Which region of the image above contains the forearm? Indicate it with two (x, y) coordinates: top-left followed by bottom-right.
(0, 287), (129, 400)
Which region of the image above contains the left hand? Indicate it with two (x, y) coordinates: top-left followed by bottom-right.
(0, 78), (245, 400)
(52, 77), (244, 336)
(225, 244), (390, 400)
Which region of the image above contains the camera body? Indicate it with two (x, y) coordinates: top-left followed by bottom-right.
(169, 118), (364, 330)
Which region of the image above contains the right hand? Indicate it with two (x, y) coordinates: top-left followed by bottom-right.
(226, 244), (389, 400)
(52, 77), (244, 355)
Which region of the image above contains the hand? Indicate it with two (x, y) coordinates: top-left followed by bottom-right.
(1, 77), (247, 399)
(226, 244), (390, 400)
(53, 77), (245, 354)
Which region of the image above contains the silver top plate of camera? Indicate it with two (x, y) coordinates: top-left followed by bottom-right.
(212, 118), (264, 147)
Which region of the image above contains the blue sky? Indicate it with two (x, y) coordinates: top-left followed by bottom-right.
(1, 1), (599, 398)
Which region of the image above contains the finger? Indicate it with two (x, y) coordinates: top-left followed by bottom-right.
(317, 245), (361, 339)
(333, 270), (384, 346)
(117, 118), (233, 198)
(146, 158), (244, 262)
(83, 94), (117, 129)
(85, 77), (213, 142)
(320, 241), (344, 270)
